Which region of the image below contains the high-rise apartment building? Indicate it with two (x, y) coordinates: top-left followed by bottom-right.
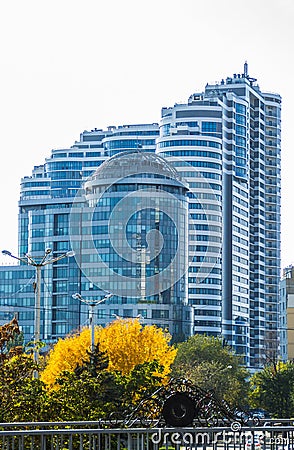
(280, 266), (294, 362)
(157, 63), (281, 366)
(0, 66), (281, 369)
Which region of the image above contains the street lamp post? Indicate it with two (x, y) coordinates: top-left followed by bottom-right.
(2, 248), (75, 369)
(72, 292), (113, 353)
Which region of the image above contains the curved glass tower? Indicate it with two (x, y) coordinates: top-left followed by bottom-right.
(103, 123), (159, 157)
(157, 101), (223, 339)
(70, 150), (192, 341)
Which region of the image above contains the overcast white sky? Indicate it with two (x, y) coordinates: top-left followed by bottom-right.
(0, 0), (293, 269)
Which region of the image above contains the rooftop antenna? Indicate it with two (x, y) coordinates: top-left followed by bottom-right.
(244, 61), (257, 85)
(244, 61), (248, 78)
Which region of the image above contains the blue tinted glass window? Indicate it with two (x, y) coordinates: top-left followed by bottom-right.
(236, 103), (246, 114)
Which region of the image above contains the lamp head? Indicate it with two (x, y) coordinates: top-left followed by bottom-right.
(66, 250), (75, 257)
(2, 250), (12, 256)
(72, 293), (82, 300)
(45, 248), (52, 255)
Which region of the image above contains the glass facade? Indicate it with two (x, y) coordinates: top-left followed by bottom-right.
(69, 150), (191, 341)
(10, 124), (192, 344)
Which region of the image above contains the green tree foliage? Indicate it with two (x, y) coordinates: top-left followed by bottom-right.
(249, 361), (294, 418)
(0, 354), (49, 422)
(0, 318), (50, 422)
(0, 340), (166, 422)
(171, 334), (249, 407)
(0, 318), (169, 422)
(1, 319), (255, 422)
(44, 346), (165, 421)
(47, 344), (123, 421)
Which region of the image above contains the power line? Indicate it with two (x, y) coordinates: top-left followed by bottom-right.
(0, 275), (35, 297)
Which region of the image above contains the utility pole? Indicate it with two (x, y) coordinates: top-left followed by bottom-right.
(72, 292), (113, 353)
(2, 248), (75, 376)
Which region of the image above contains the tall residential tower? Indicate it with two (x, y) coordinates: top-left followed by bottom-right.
(157, 63), (281, 366)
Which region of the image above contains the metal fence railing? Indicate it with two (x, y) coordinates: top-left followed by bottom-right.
(0, 419), (293, 450)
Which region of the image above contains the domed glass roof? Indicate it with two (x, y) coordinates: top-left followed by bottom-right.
(89, 150), (184, 183)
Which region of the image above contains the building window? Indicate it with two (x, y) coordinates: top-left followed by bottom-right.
(152, 310), (169, 319)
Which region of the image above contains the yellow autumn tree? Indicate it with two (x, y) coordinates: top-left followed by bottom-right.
(41, 318), (176, 389)
(40, 327), (91, 388)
